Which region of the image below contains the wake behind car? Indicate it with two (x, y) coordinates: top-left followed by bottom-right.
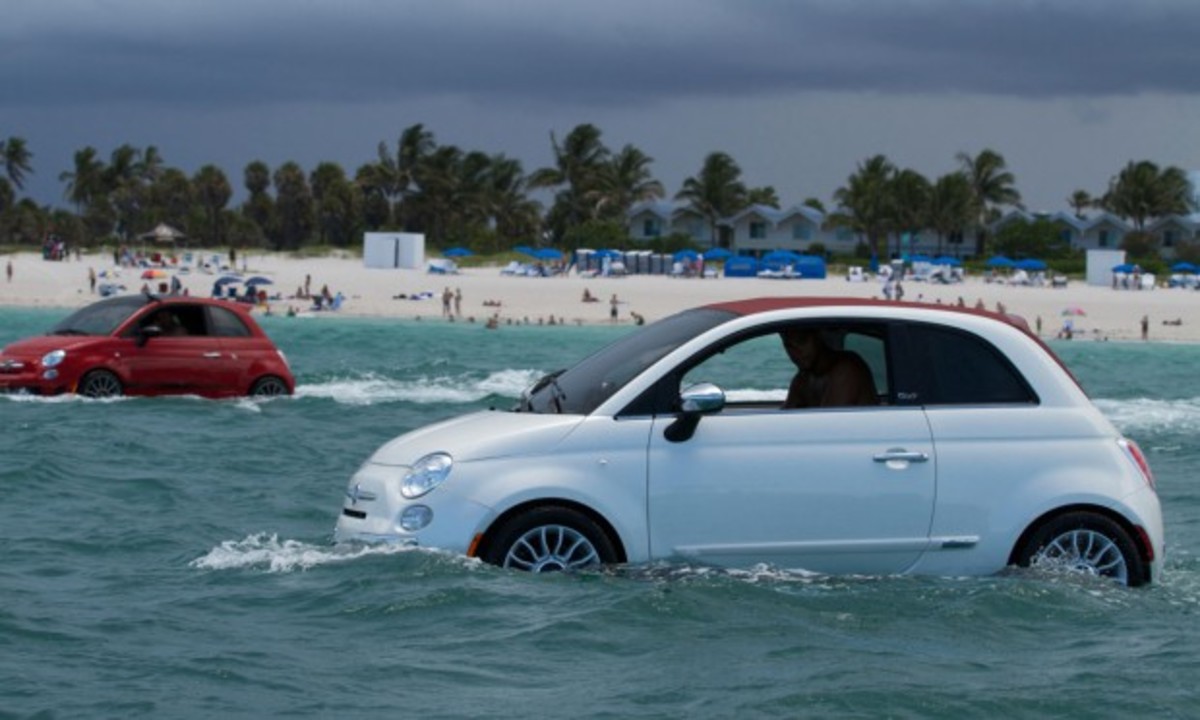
(0, 293), (294, 398)
(335, 297), (1163, 586)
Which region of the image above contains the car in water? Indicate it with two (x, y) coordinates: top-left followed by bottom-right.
(334, 298), (1163, 586)
(0, 293), (294, 398)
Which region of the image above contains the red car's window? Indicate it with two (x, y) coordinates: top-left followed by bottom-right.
(209, 306), (252, 337)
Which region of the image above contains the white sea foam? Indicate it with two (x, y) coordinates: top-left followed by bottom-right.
(1094, 396), (1200, 435)
(190, 533), (428, 573)
(294, 369), (542, 406)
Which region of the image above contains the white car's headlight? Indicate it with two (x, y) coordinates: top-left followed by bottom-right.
(41, 350), (66, 368)
(401, 453), (453, 499)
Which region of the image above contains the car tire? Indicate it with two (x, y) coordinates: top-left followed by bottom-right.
(1015, 511), (1146, 587)
(78, 370), (123, 398)
(249, 376), (290, 397)
(482, 506), (617, 573)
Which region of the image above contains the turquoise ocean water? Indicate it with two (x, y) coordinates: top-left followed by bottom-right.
(2, 307), (1198, 718)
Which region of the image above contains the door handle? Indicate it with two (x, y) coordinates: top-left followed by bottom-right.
(873, 449), (929, 463)
(202, 351), (222, 358)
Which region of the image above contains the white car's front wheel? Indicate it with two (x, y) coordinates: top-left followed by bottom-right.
(483, 507), (617, 573)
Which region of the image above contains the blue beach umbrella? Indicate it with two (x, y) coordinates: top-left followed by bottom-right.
(1112, 263), (1136, 273)
(1171, 261), (1198, 273)
(533, 248), (563, 261)
(673, 249), (700, 262)
(986, 256), (1015, 268)
(703, 247), (733, 261)
(932, 256), (961, 266)
(443, 247), (472, 258)
(244, 275), (273, 286)
(1015, 258), (1047, 271)
(514, 245), (534, 256)
(593, 249), (623, 259)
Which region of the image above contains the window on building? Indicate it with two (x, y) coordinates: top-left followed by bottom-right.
(643, 219), (661, 238)
(1164, 230), (1177, 248)
(792, 223), (812, 241)
(750, 221), (767, 240)
(1098, 230), (1110, 248)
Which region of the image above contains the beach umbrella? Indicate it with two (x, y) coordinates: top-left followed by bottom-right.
(932, 256), (961, 266)
(213, 275), (243, 288)
(140, 268), (167, 279)
(703, 247), (733, 261)
(245, 276), (274, 286)
(909, 254), (934, 264)
(1171, 261), (1198, 273)
(532, 248), (563, 261)
(673, 249), (700, 262)
(1015, 258), (1047, 271)
(1112, 263), (1136, 273)
(443, 247), (472, 258)
(1061, 307), (1086, 317)
(986, 256), (1015, 268)
(514, 245), (534, 256)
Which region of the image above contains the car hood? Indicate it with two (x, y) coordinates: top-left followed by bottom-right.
(368, 410), (586, 466)
(1, 335), (106, 357)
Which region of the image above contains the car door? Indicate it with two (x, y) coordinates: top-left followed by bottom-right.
(122, 304), (225, 395)
(206, 304), (260, 396)
(644, 324), (937, 575)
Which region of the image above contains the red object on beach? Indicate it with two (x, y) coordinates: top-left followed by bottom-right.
(0, 294), (294, 398)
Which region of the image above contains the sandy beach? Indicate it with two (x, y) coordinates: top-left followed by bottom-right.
(2, 250), (1197, 343)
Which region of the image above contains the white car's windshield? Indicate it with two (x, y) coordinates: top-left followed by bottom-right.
(518, 308), (733, 415)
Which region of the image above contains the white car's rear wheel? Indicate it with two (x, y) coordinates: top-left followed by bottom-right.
(1017, 511), (1146, 586)
(484, 507), (616, 572)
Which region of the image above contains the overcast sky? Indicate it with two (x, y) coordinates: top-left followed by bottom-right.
(5, 0), (1200, 212)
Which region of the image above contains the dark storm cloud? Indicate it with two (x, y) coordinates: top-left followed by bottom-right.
(4, 0), (1198, 112)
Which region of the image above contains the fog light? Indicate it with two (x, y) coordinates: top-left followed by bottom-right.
(399, 505), (433, 532)
(43, 369), (59, 380)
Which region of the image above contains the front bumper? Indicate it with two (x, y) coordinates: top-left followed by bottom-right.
(333, 461), (492, 555)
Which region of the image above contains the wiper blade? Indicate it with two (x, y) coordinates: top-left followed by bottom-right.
(519, 368), (566, 413)
(48, 329), (89, 336)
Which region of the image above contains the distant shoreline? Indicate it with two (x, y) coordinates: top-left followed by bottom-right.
(2, 250), (1197, 343)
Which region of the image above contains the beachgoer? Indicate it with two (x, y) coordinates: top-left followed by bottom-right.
(610, 294), (619, 322)
(148, 309), (187, 337)
(442, 287), (453, 317)
(5, 259), (11, 282)
(454, 288), (462, 317)
(89, 267), (96, 293)
(1141, 315), (1149, 341)
(780, 327), (877, 409)
(631, 311), (645, 326)
(304, 274), (311, 298)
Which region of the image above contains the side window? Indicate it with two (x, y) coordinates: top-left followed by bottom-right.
(679, 323), (889, 409)
(908, 325), (1036, 405)
(172, 305), (208, 336)
(209, 306), (252, 337)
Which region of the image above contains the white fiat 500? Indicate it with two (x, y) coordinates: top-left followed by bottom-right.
(335, 298), (1163, 586)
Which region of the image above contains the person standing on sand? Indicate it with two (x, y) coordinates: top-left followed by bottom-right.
(610, 293), (620, 323)
(89, 267), (96, 293)
(442, 287), (453, 318)
(6, 258), (12, 282)
(1141, 314), (1149, 341)
(454, 288), (462, 317)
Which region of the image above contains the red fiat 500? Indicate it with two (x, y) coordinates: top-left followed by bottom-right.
(0, 294), (294, 398)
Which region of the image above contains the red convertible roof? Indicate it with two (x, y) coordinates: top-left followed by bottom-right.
(704, 296), (1031, 331)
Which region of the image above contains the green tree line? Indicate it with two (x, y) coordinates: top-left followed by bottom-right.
(0, 126), (1194, 261)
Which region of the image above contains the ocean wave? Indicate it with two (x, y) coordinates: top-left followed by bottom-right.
(294, 369), (542, 405)
(1094, 396), (1200, 435)
(189, 533), (446, 573)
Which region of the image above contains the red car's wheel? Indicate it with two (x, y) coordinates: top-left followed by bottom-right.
(78, 370), (123, 398)
(250, 375), (290, 397)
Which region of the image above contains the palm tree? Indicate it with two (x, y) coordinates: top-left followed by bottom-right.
(483, 154), (541, 251)
(272, 162), (314, 250)
(890, 169), (932, 255)
(59, 147), (105, 214)
(194, 165), (232, 246)
(0, 137), (33, 190)
(1068, 189), (1094, 218)
(746, 186), (781, 209)
(831, 154), (896, 258)
(928, 173), (973, 255)
(377, 123), (436, 230)
(957, 148), (1022, 256)
(241, 160), (275, 245)
(1102, 160), (1194, 231)
(529, 124), (611, 241)
(675, 152), (748, 248)
(593, 144), (664, 225)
